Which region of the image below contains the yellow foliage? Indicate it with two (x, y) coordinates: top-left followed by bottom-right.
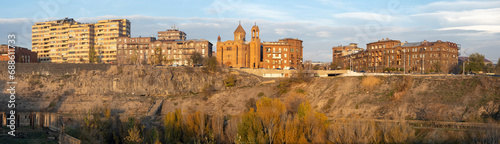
(125, 126), (143, 143)
(256, 97), (286, 143)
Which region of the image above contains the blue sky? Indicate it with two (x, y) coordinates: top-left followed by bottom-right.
(1, 0), (499, 63)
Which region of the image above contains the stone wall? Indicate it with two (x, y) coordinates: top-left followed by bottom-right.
(0, 63), (111, 75)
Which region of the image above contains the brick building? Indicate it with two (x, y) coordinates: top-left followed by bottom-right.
(217, 23), (303, 69)
(262, 38), (303, 69)
(31, 17), (130, 63)
(117, 28), (212, 65)
(335, 38), (460, 73)
(332, 43), (363, 69)
(0, 44), (38, 63)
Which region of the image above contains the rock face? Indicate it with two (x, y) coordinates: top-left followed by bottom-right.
(0, 65), (264, 115)
(0, 64), (498, 123)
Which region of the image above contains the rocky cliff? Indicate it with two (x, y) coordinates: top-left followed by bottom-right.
(0, 64), (499, 122)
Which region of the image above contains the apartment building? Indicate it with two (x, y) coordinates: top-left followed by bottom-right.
(337, 38), (460, 73)
(262, 38), (303, 69)
(117, 28), (212, 65)
(31, 17), (130, 63)
(157, 28), (186, 41)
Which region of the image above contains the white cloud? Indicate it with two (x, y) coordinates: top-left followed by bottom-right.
(438, 25), (500, 34)
(411, 8), (500, 27)
(274, 29), (296, 36)
(415, 0), (500, 12)
(316, 31), (330, 38)
(333, 12), (394, 21)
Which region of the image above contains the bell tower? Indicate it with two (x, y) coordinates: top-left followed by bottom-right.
(249, 22), (262, 68)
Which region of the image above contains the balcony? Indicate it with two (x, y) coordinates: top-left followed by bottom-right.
(273, 51), (282, 53)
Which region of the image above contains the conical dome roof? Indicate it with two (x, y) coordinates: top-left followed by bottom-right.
(234, 23), (246, 34)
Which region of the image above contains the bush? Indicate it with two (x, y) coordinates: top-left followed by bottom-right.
(277, 80), (291, 94)
(257, 92), (265, 97)
(295, 88), (306, 94)
(203, 56), (219, 73)
(224, 75), (237, 87)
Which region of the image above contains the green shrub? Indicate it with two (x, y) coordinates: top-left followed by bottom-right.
(224, 75), (237, 87)
(295, 88), (306, 94)
(257, 92), (265, 97)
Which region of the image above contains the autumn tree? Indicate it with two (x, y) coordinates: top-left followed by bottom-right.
(238, 108), (266, 143)
(164, 109), (183, 143)
(125, 125), (143, 143)
(153, 46), (163, 65)
(256, 97), (286, 144)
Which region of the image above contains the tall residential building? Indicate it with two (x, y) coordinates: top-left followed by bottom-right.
(336, 38), (460, 73)
(117, 28), (212, 65)
(332, 43), (363, 62)
(94, 19), (131, 63)
(31, 17), (130, 63)
(217, 23), (303, 69)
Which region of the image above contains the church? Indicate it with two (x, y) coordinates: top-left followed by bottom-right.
(217, 22), (303, 69)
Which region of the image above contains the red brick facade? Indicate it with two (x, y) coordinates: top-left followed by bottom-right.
(336, 38), (460, 73)
(0, 44), (38, 63)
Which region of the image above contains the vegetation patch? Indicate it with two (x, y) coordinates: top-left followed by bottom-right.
(224, 75), (237, 87)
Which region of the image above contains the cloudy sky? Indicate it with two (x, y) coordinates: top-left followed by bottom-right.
(1, 0), (499, 63)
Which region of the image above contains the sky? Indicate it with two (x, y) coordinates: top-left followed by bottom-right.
(0, 0), (499, 63)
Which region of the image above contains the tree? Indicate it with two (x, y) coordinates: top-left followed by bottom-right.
(467, 53), (485, 73)
(151, 46), (163, 65)
(130, 50), (138, 65)
(238, 108), (265, 143)
(125, 125), (143, 143)
(89, 46), (98, 63)
(256, 97), (286, 144)
(164, 109), (183, 143)
(190, 52), (204, 66)
(496, 58), (500, 74)
(203, 56), (219, 73)
(432, 61), (443, 73)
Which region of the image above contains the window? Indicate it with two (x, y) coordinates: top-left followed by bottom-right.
(284, 54), (287, 58)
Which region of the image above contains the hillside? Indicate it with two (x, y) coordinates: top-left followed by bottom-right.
(0, 65), (499, 123)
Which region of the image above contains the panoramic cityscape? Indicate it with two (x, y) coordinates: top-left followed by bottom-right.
(1, 0), (500, 143)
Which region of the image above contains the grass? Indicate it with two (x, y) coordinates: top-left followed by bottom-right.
(360, 76), (380, 91)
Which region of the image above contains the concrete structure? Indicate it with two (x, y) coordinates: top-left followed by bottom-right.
(117, 28), (212, 65)
(0, 44), (38, 63)
(337, 38), (460, 73)
(31, 17), (130, 63)
(217, 23), (303, 69)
